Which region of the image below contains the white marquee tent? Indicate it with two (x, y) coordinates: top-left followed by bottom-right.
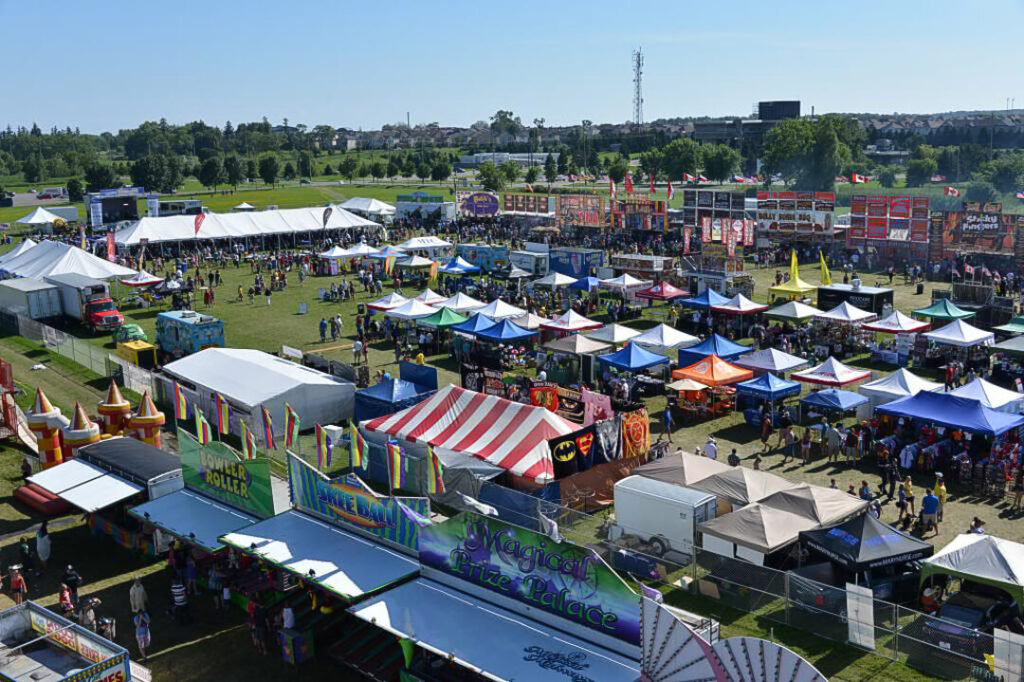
(586, 324), (640, 345)
(437, 292), (485, 313)
(113, 206), (380, 245)
(859, 368), (943, 405)
(0, 239), (37, 265)
(950, 378), (1024, 413)
(814, 301), (877, 324)
(475, 299), (526, 320)
(923, 319), (994, 347)
(630, 324), (700, 353)
(0, 240), (135, 279)
(338, 197), (396, 216)
(16, 207), (64, 225)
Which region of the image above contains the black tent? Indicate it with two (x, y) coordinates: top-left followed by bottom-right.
(798, 513), (934, 572)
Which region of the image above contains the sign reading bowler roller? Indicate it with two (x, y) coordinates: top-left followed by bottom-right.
(419, 512), (642, 645)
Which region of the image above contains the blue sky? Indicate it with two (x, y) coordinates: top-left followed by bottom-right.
(4, 0), (1022, 133)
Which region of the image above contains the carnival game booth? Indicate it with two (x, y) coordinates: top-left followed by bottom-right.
(916, 319), (994, 370)
(221, 454), (429, 673)
(797, 513), (934, 603)
(0, 601), (135, 682)
(816, 282), (893, 316)
(677, 333), (750, 368)
(597, 343), (670, 401)
(161, 348), (355, 440)
(27, 437), (183, 555)
(671, 355), (753, 420)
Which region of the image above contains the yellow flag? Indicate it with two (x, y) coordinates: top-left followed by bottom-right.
(820, 251), (832, 285)
(789, 250), (799, 283)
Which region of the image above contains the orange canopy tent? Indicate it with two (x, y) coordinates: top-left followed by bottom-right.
(672, 354), (754, 387)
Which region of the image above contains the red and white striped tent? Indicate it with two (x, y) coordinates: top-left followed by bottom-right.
(362, 385), (578, 482)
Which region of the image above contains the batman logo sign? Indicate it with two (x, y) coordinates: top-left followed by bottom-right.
(553, 439), (577, 462)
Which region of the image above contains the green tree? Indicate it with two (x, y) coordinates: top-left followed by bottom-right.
(981, 153), (1024, 193)
(282, 161), (296, 181)
(323, 163), (334, 175)
(22, 154), (42, 183)
(524, 166), (540, 184)
(879, 167), (897, 188)
(430, 160), (452, 182)
(297, 151), (313, 178)
(415, 161), (430, 182)
(905, 158), (938, 187)
(387, 158), (401, 179)
(607, 156), (629, 184)
(370, 160), (386, 182)
(808, 123), (845, 191)
(477, 161), (506, 192)
(660, 138), (702, 180)
(162, 154), (184, 193)
(543, 154), (557, 185)
(338, 156), (359, 182)
(500, 160), (520, 184)
(130, 154), (167, 193)
(199, 156), (224, 189)
(556, 150), (569, 176)
(965, 180), (998, 203)
(245, 158), (257, 181)
(702, 144), (741, 184)
(66, 178), (84, 202)
(223, 155), (243, 188)
(84, 162), (116, 192)
(760, 119), (815, 185)
(258, 155), (280, 186)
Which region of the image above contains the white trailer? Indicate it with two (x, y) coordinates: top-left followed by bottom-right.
(0, 278), (62, 319)
(611, 475), (716, 563)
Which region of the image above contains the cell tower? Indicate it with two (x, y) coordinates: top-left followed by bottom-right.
(632, 48), (644, 131)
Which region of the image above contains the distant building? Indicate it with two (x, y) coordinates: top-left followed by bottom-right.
(758, 101), (801, 121)
(692, 101), (802, 146)
(456, 152), (558, 169)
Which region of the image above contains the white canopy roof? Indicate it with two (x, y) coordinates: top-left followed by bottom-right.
(765, 300), (821, 321)
(599, 273), (651, 290)
(950, 378), (1024, 411)
(859, 368), (943, 401)
(814, 301), (876, 323)
(319, 245), (349, 259)
(340, 242), (381, 258)
(586, 323), (641, 344)
(630, 323), (700, 352)
(924, 319), (994, 347)
(384, 299), (438, 320)
(543, 334), (611, 355)
(540, 309), (602, 332)
(233, 202), (256, 210)
(397, 236), (452, 250)
(923, 534), (1024, 590)
(509, 312), (549, 330)
(396, 255), (435, 269)
(792, 356), (871, 386)
(367, 292), (409, 311)
(114, 206), (379, 245)
(16, 207), (64, 225)
(475, 299), (526, 320)
(120, 269), (164, 287)
(0, 239), (37, 265)
(437, 292), (485, 313)
(733, 348), (809, 373)
(0, 240), (135, 279)
(862, 310), (930, 334)
(712, 293), (770, 314)
(534, 272), (578, 288)
(412, 288), (447, 306)
(339, 197), (396, 215)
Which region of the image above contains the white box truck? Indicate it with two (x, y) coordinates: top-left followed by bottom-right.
(0, 278), (62, 319)
(44, 273), (123, 333)
(610, 475), (716, 563)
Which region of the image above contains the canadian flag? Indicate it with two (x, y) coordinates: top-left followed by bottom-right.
(964, 263), (975, 276)
(625, 172), (634, 194)
(649, 176), (656, 194)
(667, 179), (674, 202)
(683, 172), (696, 183)
(732, 175), (746, 184)
(194, 211), (206, 236)
(851, 173), (868, 184)
(609, 177), (617, 200)
(698, 175), (708, 183)
(944, 186), (960, 197)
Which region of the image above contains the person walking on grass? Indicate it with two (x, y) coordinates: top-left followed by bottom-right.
(134, 610), (151, 660)
(760, 413), (773, 453)
(800, 427), (812, 464)
(922, 488), (940, 536)
(828, 423), (843, 464)
(319, 318), (327, 343)
(936, 472), (948, 520)
(662, 404), (674, 444)
(9, 567), (27, 605)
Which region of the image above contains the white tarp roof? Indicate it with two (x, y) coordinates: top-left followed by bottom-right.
(792, 356), (871, 386)
(233, 202), (255, 210)
(396, 255), (435, 269)
(16, 207), (63, 225)
(384, 299), (438, 320)
(510, 312), (549, 330)
(630, 323), (700, 353)
(862, 310), (930, 334)
(765, 300), (821, 321)
(397, 236), (452, 250)
(114, 206), (380, 245)
(130, 488), (258, 552)
(0, 239), (37, 265)
(712, 293), (770, 314)
(412, 288), (447, 306)
(924, 319), (995, 347)
(586, 323), (641, 344)
(438, 292), (485, 313)
(0, 240), (135, 279)
(600, 273), (651, 290)
(950, 378), (1024, 411)
(860, 368), (943, 401)
(923, 534), (1024, 589)
(28, 458), (142, 513)
(163, 348), (353, 427)
(814, 301), (877, 323)
(340, 242), (381, 258)
(733, 348), (809, 373)
(534, 272), (577, 288)
(367, 292), (409, 311)
(319, 245), (348, 259)
(339, 197), (396, 215)
(475, 299), (526, 320)
(540, 309), (602, 332)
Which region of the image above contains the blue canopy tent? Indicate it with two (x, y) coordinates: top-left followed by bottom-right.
(449, 313), (496, 335)
(567, 276), (602, 292)
(679, 288), (729, 310)
(678, 333), (751, 367)
(876, 391), (1024, 437)
(597, 343), (669, 372)
(439, 256), (481, 275)
(354, 378), (436, 422)
(474, 319), (538, 343)
(736, 373), (802, 401)
(801, 388), (869, 413)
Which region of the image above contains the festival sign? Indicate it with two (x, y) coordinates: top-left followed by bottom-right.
(611, 198), (668, 232)
(555, 386), (585, 423)
(178, 427), (275, 518)
(557, 195), (604, 227)
(847, 194), (929, 243)
(757, 191), (835, 235)
(27, 604), (130, 682)
(934, 204), (1023, 258)
(503, 193), (553, 215)
(419, 512), (642, 645)
(288, 452), (430, 550)
(457, 191), (500, 217)
(681, 189), (746, 229)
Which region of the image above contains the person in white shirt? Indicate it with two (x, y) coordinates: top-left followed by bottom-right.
(281, 605), (295, 630)
(704, 436), (718, 460)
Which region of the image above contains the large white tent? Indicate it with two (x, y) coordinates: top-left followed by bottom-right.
(397, 236), (452, 252)
(539, 309), (602, 333)
(765, 300), (821, 321)
(792, 356), (871, 386)
(113, 206), (380, 245)
(163, 348), (353, 437)
(859, 368), (943, 405)
(0, 239), (37, 265)
(923, 319), (994, 347)
(338, 197), (396, 215)
(599, 273), (651, 291)
(950, 378), (1024, 413)
(0, 240), (135, 279)
(384, 299), (438, 320)
(16, 207), (64, 225)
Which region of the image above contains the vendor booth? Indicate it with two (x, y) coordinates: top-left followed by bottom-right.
(769, 252), (817, 302)
(474, 298), (526, 320)
(366, 292), (408, 311)
(384, 299), (438, 321)
(877, 391), (1024, 437)
(711, 293), (769, 316)
(689, 466), (796, 509)
(735, 373), (802, 416)
(913, 298), (976, 322)
(597, 343), (670, 401)
(634, 452), (731, 488)
(920, 534), (1024, 607)
(636, 280), (688, 302)
(764, 300), (821, 322)
(918, 319), (994, 370)
(792, 356), (871, 386)
(814, 301), (877, 324)
(800, 388), (869, 419)
(859, 368), (943, 407)
(994, 316), (1024, 335)
(540, 334), (611, 386)
(540, 309), (603, 333)
(629, 323), (699, 355)
(672, 355), (752, 419)
(733, 348), (809, 374)
(437, 255), (479, 275)
(437, 291), (486, 314)
(699, 504), (819, 562)
(949, 377), (1024, 413)
(679, 288), (730, 310)
(863, 310), (930, 335)
(586, 323), (641, 345)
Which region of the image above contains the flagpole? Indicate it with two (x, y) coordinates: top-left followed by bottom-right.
(386, 443), (394, 497)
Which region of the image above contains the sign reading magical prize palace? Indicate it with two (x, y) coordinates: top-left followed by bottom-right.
(419, 512), (642, 645)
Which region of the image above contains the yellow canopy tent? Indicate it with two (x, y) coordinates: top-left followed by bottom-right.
(769, 250), (817, 300)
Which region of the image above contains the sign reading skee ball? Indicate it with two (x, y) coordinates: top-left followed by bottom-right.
(639, 597), (826, 682)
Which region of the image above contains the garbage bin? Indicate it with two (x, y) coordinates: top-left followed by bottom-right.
(916, 282), (924, 295)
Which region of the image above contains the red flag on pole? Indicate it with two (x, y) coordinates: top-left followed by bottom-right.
(851, 173), (869, 184)
(194, 212), (206, 236)
(624, 173), (634, 195)
(649, 175), (656, 194)
(683, 172), (696, 183)
(944, 186), (961, 197)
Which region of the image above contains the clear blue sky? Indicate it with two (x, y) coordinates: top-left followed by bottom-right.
(5, 0), (1022, 133)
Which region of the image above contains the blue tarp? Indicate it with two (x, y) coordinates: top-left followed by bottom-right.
(597, 343), (669, 372)
(736, 373), (802, 401)
(678, 333), (751, 366)
(474, 319), (538, 342)
(439, 256), (480, 274)
(801, 388), (869, 412)
(399, 361), (438, 391)
(130, 489), (258, 552)
(354, 378), (436, 422)
(449, 313), (496, 335)
(877, 391), (1024, 436)
(679, 288), (729, 309)
(568, 276), (602, 292)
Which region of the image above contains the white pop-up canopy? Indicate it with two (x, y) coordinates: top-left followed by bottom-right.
(859, 368), (943, 404)
(475, 299), (526, 320)
(396, 255), (435, 269)
(319, 245), (349, 259)
(539, 309), (602, 333)
(16, 207), (64, 225)
(792, 356), (871, 386)
(0, 240), (135, 279)
(338, 197), (396, 215)
(814, 301), (876, 324)
(733, 348), (809, 373)
(534, 272), (578, 288)
(397, 236), (452, 250)
(233, 202), (256, 211)
(630, 323), (700, 353)
(950, 378), (1024, 413)
(367, 292), (409, 311)
(599, 273), (651, 290)
(340, 242), (381, 259)
(384, 299), (438, 320)
(115, 206), (379, 245)
(437, 291), (485, 313)
(765, 300), (821, 321)
(586, 323), (641, 345)
(711, 293), (770, 315)
(509, 312), (549, 330)
(862, 310), (930, 334)
(412, 288), (447, 306)
(924, 319), (994, 347)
